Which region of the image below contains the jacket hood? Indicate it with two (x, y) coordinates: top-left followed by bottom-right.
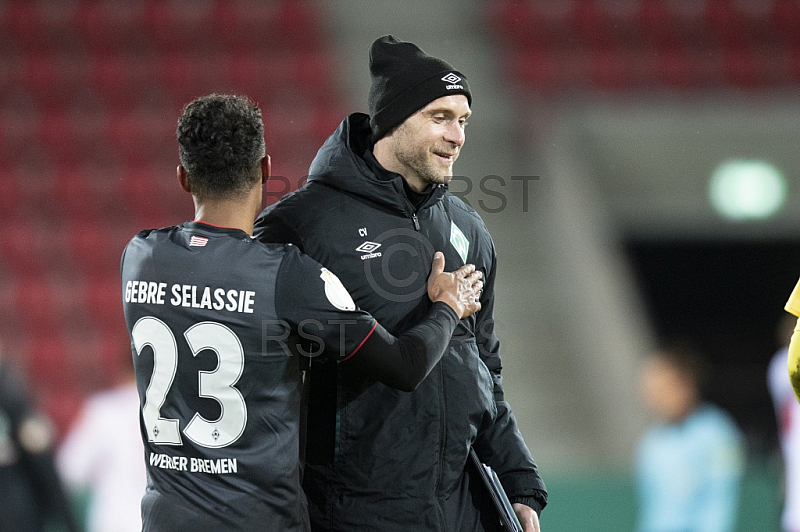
(307, 113), (445, 215)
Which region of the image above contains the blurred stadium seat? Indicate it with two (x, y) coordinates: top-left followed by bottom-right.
(0, 223), (47, 278)
(488, 0), (800, 93)
(0, 0), (342, 437)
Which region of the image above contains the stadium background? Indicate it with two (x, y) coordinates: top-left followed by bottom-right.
(1, 0), (798, 529)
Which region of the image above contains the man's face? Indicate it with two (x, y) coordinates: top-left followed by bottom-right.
(387, 95), (471, 191)
(639, 355), (695, 423)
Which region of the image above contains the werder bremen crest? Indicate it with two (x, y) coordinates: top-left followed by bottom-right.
(450, 221), (469, 263)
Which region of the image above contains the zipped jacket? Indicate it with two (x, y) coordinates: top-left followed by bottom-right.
(254, 113), (546, 531)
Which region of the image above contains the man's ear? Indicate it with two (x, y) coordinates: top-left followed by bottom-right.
(261, 155), (271, 184)
(177, 165), (191, 193)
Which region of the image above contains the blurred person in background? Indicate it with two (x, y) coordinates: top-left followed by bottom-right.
(768, 314), (800, 532)
(57, 352), (145, 532)
(784, 279), (800, 401)
(0, 337), (80, 532)
(636, 344), (744, 532)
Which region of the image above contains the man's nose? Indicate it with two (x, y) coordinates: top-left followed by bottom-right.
(444, 122), (465, 148)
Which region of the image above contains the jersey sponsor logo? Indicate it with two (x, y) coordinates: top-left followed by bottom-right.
(189, 235), (208, 247)
(441, 72), (464, 90)
(450, 221), (470, 263)
(319, 268), (356, 311)
(356, 241), (382, 260)
(355, 241), (380, 253)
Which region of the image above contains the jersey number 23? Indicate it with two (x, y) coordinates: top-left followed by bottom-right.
(132, 316), (247, 449)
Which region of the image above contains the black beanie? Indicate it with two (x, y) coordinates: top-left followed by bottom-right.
(368, 35), (472, 142)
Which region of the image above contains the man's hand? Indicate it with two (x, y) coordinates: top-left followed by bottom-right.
(426, 252), (483, 319)
(512, 503), (541, 532)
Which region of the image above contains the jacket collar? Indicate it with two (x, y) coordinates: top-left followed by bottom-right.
(307, 113), (447, 216)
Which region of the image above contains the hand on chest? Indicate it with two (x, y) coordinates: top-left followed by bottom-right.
(310, 211), (477, 305)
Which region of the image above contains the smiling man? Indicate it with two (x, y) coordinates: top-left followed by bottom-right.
(372, 93), (469, 192)
(255, 36), (547, 531)
(121, 94), (483, 532)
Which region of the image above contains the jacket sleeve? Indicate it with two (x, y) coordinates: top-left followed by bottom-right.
(346, 302), (460, 392)
(254, 206), (306, 250)
(471, 243), (548, 513)
(274, 248), (462, 392)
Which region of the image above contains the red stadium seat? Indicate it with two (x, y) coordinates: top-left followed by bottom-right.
(89, 50), (154, 111)
(23, 332), (69, 381)
(0, 285), (23, 343)
(636, 0), (693, 89)
(119, 166), (171, 226)
(213, 0), (321, 53)
(48, 154), (125, 225)
(144, 0), (216, 53)
(0, 0), (345, 413)
(13, 275), (60, 332)
(705, 0), (749, 46)
(0, 32), (22, 95)
(108, 106), (179, 164)
(38, 110), (81, 163)
(0, 223), (47, 277)
(39, 388), (84, 441)
(702, 0), (760, 88)
(489, 0), (800, 93)
(21, 51), (62, 110)
(64, 221), (130, 278)
(486, 0), (542, 47)
(570, 0), (615, 50)
(0, 169), (25, 223)
(228, 49), (332, 106)
(158, 48), (237, 105)
(73, 0), (148, 49)
(83, 276), (126, 333)
(2, 1), (44, 52)
(52, 164), (105, 223)
(773, 0), (800, 48)
(509, 45), (558, 93)
(93, 327), (133, 380)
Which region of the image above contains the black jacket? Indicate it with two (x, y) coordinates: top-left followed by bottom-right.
(254, 113), (546, 531)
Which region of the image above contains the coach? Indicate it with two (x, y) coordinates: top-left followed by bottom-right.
(255, 35), (547, 531)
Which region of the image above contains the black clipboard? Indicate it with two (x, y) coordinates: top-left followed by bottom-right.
(469, 448), (524, 532)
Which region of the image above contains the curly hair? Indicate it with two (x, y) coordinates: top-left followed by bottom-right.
(176, 94), (266, 201)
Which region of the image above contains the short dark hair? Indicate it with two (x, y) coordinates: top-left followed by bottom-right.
(176, 94), (265, 201)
